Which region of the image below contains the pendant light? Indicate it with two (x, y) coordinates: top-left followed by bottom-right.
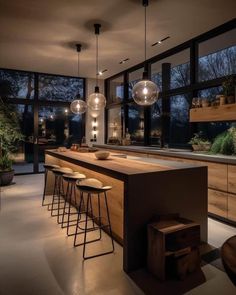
(132, 0), (160, 106)
(70, 44), (87, 114)
(87, 24), (106, 111)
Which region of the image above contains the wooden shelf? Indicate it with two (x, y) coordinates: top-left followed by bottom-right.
(190, 103), (236, 122)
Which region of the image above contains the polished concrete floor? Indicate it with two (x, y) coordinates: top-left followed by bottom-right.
(0, 174), (235, 295)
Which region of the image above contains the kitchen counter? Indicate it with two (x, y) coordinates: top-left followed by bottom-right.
(45, 149), (208, 273)
(94, 144), (236, 165)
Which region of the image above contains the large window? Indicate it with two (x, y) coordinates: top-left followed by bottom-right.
(198, 28), (236, 82)
(105, 21), (235, 148)
(151, 49), (190, 90)
(107, 75), (124, 104)
(150, 99), (162, 146)
(169, 94), (191, 146)
(107, 107), (123, 144)
(39, 74), (84, 101)
(11, 104), (34, 174)
(0, 68), (85, 174)
(128, 105), (144, 145)
(128, 68), (144, 99)
(0, 69), (34, 99)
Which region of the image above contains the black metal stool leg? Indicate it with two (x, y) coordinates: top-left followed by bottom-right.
(61, 181), (70, 228)
(42, 169), (48, 206)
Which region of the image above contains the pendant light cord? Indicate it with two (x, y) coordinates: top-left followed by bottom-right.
(144, 4), (147, 62)
(77, 51), (80, 78)
(96, 33), (98, 86)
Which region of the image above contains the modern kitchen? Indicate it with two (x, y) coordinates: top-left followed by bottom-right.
(0, 1), (236, 294)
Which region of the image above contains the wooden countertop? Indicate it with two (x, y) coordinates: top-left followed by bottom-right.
(46, 149), (201, 180)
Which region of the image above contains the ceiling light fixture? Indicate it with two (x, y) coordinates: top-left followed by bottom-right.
(119, 58), (130, 64)
(97, 69), (108, 76)
(87, 24), (106, 111)
(151, 36), (170, 47)
(132, 0), (160, 106)
(70, 44), (87, 114)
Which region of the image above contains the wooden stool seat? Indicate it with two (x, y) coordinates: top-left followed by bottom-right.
(77, 178), (112, 194)
(43, 164), (60, 170)
(221, 235), (236, 285)
(63, 172), (86, 182)
(52, 167), (73, 175)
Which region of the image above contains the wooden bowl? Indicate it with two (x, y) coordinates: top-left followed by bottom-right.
(95, 151), (110, 160)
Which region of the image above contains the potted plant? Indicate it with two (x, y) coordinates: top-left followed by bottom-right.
(189, 133), (211, 152)
(0, 98), (24, 186)
(222, 76), (235, 104)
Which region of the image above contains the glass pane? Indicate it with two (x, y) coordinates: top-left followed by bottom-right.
(128, 105), (144, 145)
(39, 74), (84, 101)
(108, 75), (124, 104)
(128, 68), (144, 99)
(197, 86), (223, 106)
(151, 48), (190, 90)
(150, 99), (162, 146)
(170, 94), (191, 146)
(10, 104), (34, 174)
(38, 106), (84, 172)
(0, 69), (34, 99)
(107, 107), (123, 145)
(197, 122), (234, 142)
(198, 28), (236, 81)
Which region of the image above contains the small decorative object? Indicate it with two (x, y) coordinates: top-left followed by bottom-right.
(201, 98), (209, 108)
(216, 94), (226, 106)
(58, 147), (67, 152)
(222, 75), (235, 104)
(94, 151), (110, 160)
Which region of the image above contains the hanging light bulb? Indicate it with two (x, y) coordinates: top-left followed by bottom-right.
(87, 24), (106, 111)
(132, 0), (160, 106)
(70, 44), (87, 114)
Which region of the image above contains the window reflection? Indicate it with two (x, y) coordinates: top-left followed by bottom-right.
(108, 75), (124, 104)
(107, 107), (123, 144)
(128, 105), (144, 145)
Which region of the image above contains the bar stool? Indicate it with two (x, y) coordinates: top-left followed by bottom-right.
(61, 172), (86, 233)
(42, 164), (60, 207)
(74, 178), (115, 260)
(49, 167), (73, 224)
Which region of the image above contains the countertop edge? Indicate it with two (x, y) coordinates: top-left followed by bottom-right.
(94, 144), (236, 165)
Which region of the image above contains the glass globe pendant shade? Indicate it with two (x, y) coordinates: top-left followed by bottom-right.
(132, 79), (160, 106)
(87, 86), (106, 111)
(70, 99), (87, 114)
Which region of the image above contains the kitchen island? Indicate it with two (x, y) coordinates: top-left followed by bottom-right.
(45, 149), (207, 273)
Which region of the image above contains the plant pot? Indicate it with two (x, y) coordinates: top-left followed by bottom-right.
(227, 96), (235, 104)
(192, 144), (202, 151)
(0, 170), (14, 186)
(202, 144), (211, 151)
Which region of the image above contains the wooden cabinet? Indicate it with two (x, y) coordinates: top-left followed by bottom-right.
(228, 193), (236, 222)
(208, 189), (228, 218)
(228, 165), (236, 194)
(205, 162), (228, 191)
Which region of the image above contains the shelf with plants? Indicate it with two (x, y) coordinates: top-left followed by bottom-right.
(190, 103), (236, 122)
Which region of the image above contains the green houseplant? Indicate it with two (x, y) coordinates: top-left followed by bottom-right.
(0, 98), (24, 185)
(189, 133), (211, 152)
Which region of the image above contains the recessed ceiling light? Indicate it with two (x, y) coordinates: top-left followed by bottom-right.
(151, 36), (170, 47)
(119, 58), (130, 64)
(97, 69), (108, 76)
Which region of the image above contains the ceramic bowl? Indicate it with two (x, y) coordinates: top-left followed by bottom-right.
(94, 151), (110, 160)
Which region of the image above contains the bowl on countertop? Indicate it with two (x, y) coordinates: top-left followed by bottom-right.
(94, 151), (110, 160)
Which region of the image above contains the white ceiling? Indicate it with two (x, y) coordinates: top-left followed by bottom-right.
(0, 0), (235, 79)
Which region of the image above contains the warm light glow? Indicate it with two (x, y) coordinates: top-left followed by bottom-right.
(64, 108), (68, 113)
(70, 99), (87, 114)
(143, 87), (148, 95)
